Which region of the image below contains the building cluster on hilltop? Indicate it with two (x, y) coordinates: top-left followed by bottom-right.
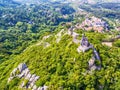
(66, 16), (109, 33)
(74, 16), (109, 32)
(80, 16), (109, 32)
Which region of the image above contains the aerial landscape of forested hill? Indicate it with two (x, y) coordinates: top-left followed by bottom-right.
(0, 0), (120, 90)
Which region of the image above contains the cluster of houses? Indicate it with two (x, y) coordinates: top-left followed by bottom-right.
(67, 16), (109, 33)
(80, 16), (109, 32)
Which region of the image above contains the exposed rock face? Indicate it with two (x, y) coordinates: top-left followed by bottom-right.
(72, 32), (80, 44)
(102, 42), (112, 47)
(43, 35), (51, 40)
(44, 42), (51, 48)
(68, 26), (80, 44)
(77, 34), (93, 52)
(18, 63), (27, 72)
(56, 29), (66, 43)
(8, 63), (48, 90)
(35, 34), (51, 48)
(88, 57), (97, 71)
(88, 57), (101, 71)
(37, 85), (48, 90)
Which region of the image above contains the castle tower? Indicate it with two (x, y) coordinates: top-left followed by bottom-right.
(81, 34), (90, 47)
(77, 34), (93, 52)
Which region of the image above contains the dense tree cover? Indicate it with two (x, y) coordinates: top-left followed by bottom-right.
(80, 3), (120, 19)
(0, 1), (120, 90)
(0, 2), (75, 61)
(0, 3), (74, 29)
(0, 28), (41, 60)
(0, 27), (120, 90)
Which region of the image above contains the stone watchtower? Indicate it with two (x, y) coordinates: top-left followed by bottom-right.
(81, 34), (90, 47)
(77, 34), (93, 52)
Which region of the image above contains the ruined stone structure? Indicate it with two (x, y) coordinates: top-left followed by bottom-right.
(88, 48), (101, 71)
(68, 31), (102, 71)
(77, 34), (93, 52)
(8, 63), (48, 90)
(88, 57), (97, 70)
(67, 26), (102, 71)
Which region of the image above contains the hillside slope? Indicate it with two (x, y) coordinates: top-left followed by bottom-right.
(0, 26), (120, 90)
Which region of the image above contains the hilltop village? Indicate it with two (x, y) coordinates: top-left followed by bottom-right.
(69, 16), (109, 33)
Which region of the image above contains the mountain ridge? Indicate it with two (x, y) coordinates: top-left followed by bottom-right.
(0, 0), (120, 90)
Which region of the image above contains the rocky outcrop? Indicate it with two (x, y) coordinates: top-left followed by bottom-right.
(43, 35), (51, 40)
(43, 42), (51, 48)
(88, 56), (101, 71)
(102, 42), (112, 47)
(36, 36), (51, 48)
(68, 26), (80, 44)
(56, 29), (66, 43)
(68, 27), (94, 53)
(8, 63), (48, 90)
(72, 32), (80, 44)
(88, 57), (97, 71)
